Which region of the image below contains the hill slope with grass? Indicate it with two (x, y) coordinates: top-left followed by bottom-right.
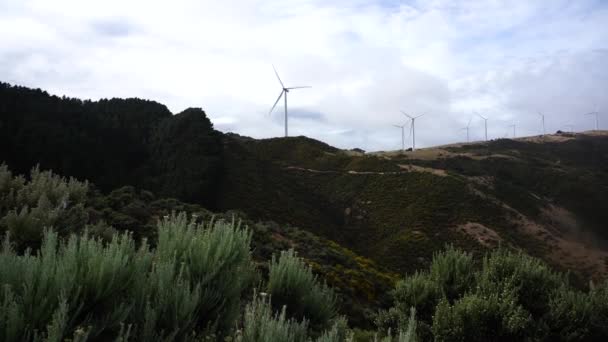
(217, 131), (608, 282)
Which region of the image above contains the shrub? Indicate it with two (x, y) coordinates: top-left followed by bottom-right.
(380, 273), (436, 339)
(391, 272), (440, 323)
(0, 229), (145, 341)
(590, 281), (608, 336)
(267, 249), (337, 330)
(237, 292), (309, 342)
(477, 248), (564, 318)
(0, 165), (88, 210)
(149, 213), (255, 333)
(431, 289), (530, 342)
(428, 246), (474, 302)
(380, 246), (472, 340)
(374, 307), (418, 342)
(315, 316), (352, 342)
(379, 246), (607, 341)
(545, 282), (608, 341)
(0, 214), (255, 340)
(0, 165), (89, 250)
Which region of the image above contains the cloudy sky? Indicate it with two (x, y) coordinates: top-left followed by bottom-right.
(1, 0), (607, 151)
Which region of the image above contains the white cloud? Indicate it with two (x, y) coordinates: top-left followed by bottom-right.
(1, 0), (607, 151)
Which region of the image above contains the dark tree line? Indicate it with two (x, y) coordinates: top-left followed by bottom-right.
(0, 82), (223, 208)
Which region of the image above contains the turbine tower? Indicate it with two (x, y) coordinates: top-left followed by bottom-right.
(393, 122), (409, 151)
(476, 112), (488, 141)
(585, 109), (600, 130)
(401, 111), (425, 151)
(537, 112), (546, 136)
(460, 118), (472, 143)
(269, 65), (311, 137)
(508, 124), (516, 138)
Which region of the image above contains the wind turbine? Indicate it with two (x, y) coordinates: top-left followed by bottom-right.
(475, 112), (488, 141)
(393, 122), (409, 151)
(460, 117), (472, 143)
(585, 108), (600, 130)
(269, 65), (311, 137)
(537, 112), (546, 136)
(508, 124), (516, 138)
(401, 111), (425, 151)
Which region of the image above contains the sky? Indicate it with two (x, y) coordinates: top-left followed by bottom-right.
(1, 0), (607, 151)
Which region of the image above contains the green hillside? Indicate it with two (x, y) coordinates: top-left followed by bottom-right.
(217, 133), (608, 282)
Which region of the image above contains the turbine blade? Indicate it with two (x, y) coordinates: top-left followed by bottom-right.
(408, 122), (413, 138)
(272, 64), (285, 88)
(475, 112), (486, 120)
(393, 124), (401, 128)
(286, 86), (312, 89)
(415, 113), (426, 119)
(467, 117), (472, 127)
(401, 110), (413, 119)
(269, 90), (284, 114)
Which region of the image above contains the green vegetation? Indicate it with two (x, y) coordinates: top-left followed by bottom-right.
(422, 137), (608, 239)
(0, 164), (89, 251)
(268, 249), (337, 330)
(380, 246), (608, 341)
(0, 164), (395, 328)
(217, 131), (608, 284)
(0, 83), (222, 207)
(2, 83), (608, 340)
(4, 82), (608, 282)
(0, 163), (421, 341)
(0, 164), (402, 338)
(237, 292), (310, 342)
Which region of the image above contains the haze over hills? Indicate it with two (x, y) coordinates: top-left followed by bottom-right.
(2, 82), (608, 339)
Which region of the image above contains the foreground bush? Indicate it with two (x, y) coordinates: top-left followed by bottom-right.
(237, 292), (309, 342)
(544, 282), (608, 341)
(381, 246), (608, 342)
(378, 247), (472, 339)
(0, 164), (89, 250)
(267, 249), (337, 330)
(4, 209), (425, 341)
(0, 213), (254, 341)
(431, 290), (530, 342)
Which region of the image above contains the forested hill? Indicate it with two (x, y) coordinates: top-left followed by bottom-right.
(2, 81), (608, 285)
(0, 82), (223, 208)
